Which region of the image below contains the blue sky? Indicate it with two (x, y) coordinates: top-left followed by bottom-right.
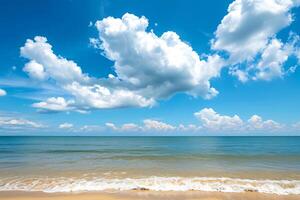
(1, 0), (300, 135)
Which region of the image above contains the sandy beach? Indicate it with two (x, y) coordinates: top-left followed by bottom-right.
(0, 191), (300, 200)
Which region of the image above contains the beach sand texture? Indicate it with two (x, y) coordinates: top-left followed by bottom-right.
(0, 191), (300, 200)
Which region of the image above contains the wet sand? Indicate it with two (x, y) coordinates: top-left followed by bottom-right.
(0, 191), (299, 200)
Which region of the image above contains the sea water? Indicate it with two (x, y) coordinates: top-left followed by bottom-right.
(0, 136), (299, 195)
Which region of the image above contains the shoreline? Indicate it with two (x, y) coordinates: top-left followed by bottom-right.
(0, 191), (300, 200)
(0, 176), (299, 195)
(1, 137), (299, 199)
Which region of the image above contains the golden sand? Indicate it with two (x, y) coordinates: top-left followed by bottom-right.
(0, 191), (299, 200)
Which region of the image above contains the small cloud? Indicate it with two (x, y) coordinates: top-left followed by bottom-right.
(0, 89), (7, 96)
(59, 123), (73, 129)
(89, 37), (101, 49)
(32, 97), (75, 113)
(0, 116), (44, 130)
(105, 120), (176, 132)
(143, 119), (175, 131)
(194, 108), (243, 131)
(78, 125), (102, 132)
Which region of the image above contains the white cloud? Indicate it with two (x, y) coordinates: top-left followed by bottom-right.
(194, 108), (282, 132)
(143, 119), (176, 131)
(105, 122), (141, 132)
(59, 123), (73, 129)
(19, 10), (300, 114)
(23, 60), (47, 80)
(58, 124), (103, 132)
(254, 38), (291, 80)
(105, 122), (118, 130)
(21, 36), (90, 84)
(32, 97), (75, 113)
(212, 0), (300, 81)
(120, 123), (141, 131)
(105, 119), (176, 132)
(103, 110), (284, 134)
(20, 36), (154, 111)
(64, 82), (154, 109)
(247, 115), (282, 131)
(96, 13), (224, 99)
(229, 68), (249, 82)
(89, 37), (101, 49)
(78, 125), (102, 132)
(230, 37), (296, 81)
(212, 0), (296, 62)
(21, 14), (225, 113)
(0, 117), (43, 130)
(94, 108), (286, 134)
(194, 108), (243, 131)
(0, 89), (6, 96)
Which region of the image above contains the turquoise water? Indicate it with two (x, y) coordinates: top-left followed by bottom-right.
(0, 136), (300, 194)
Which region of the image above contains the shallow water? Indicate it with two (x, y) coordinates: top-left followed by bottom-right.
(0, 136), (299, 194)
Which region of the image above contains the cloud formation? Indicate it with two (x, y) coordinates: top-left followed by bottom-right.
(103, 108), (284, 134)
(212, 0), (300, 81)
(64, 82), (154, 109)
(0, 116), (43, 130)
(254, 38), (292, 80)
(96, 13), (224, 99)
(105, 119), (176, 132)
(15, 6), (300, 133)
(59, 123), (74, 129)
(143, 119), (176, 131)
(195, 108), (282, 132)
(21, 36), (89, 83)
(21, 13), (226, 112)
(0, 89), (6, 96)
(212, 0), (297, 61)
(21, 36), (155, 112)
(247, 115), (282, 131)
(60, 124), (103, 133)
(194, 108), (243, 131)
(32, 97), (75, 113)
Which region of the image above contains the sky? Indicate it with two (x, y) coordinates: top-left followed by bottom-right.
(1, 0), (300, 135)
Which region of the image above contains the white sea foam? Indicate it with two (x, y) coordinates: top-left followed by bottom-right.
(0, 176), (299, 195)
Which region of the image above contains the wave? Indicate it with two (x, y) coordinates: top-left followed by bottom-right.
(0, 176), (299, 195)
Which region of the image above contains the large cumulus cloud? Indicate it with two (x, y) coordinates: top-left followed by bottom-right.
(21, 13), (224, 112)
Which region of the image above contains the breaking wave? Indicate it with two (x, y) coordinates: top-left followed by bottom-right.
(0, 176), (300, 195)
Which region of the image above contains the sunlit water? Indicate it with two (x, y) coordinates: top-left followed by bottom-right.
(0, 136), (299, 195)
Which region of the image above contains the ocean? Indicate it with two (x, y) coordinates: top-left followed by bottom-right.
(0, 136), (299, 195)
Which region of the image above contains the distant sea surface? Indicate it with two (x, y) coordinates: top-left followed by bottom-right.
(0, 136), (299, 195)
